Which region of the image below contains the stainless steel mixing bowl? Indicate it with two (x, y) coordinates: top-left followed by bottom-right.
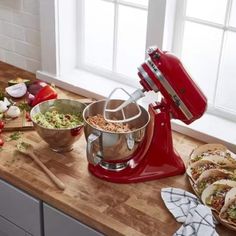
(30, 99), (86, 152)
(83, 99), (150, 167)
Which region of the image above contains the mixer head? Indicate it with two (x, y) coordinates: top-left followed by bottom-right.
(138, 47), (207, 124)
(104, 47), (207, 125)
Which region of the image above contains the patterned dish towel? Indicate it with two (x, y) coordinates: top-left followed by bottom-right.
(161, 188), (218, 236)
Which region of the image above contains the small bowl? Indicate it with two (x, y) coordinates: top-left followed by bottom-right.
(30, 99), (86, 152)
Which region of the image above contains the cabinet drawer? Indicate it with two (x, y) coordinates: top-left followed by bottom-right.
(0, 215), (26, 236)
(44, 204), (103, 236)
(0, 179), (41, 236)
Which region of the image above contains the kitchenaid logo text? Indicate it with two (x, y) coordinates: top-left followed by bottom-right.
(148, 60), (158, 73)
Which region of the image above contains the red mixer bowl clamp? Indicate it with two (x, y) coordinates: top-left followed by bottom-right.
(88, 47), (207, 183)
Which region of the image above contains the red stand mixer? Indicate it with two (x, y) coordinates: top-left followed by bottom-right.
(83, 47), (207, 183)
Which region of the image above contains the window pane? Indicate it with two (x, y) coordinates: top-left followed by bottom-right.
(186, 0), (227, 24)
(84, 0), (114, 70)
(216, 32), (236, 112)
(181, 21), (223, 103)
(229, 0), (236, 27)
(121, 0), (149, 7)
(116, 5), (147, 79)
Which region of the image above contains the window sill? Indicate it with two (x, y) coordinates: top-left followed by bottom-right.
(37, 68), (236, 153)
(172, 114), (236, 153)
(36, 69), (136, 100)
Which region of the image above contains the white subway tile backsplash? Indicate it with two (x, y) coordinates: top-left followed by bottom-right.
(23, 0), (39, 15)
(0, 48), (6, 62)
(25, 28), (40, 46)
(0, 0), (21, 10)
(1, 22), (25, 40)
(5, 51), (27, 69)
(0, 0), (41, 73)
(0, 7), (13, 21)
(13, 11), (39, 30)
(0, 35), (13, 50)
(14, 40), (40, 60)
(0, 20), (2, 34)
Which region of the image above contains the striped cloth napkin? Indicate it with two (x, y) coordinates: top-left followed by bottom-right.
(161, 187), (218, 236)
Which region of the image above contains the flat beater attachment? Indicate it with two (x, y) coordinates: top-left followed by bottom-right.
(103, 87), (145, 123)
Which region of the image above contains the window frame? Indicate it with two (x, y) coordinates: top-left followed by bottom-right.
(38, 0), (236, 152)
(172, 0), (236, 122)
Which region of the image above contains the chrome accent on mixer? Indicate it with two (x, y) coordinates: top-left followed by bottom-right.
(146, 58), (194, 120)
(100, 161), (128, 171)
(87, 133), (102, 165)
(138, 65), (159, 92)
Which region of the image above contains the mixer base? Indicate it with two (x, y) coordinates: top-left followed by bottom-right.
(88, 151), (185, 183)
(88, 102), (186, 183)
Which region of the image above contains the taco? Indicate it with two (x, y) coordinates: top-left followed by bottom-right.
(190, 143), (236, 168)
(201, 180), (236, 213)
(186, 159), (220, 182)
(219, 187), (236, 226)
(195, 169), (236, 195)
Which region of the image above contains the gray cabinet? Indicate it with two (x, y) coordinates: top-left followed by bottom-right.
(0, 215), (27, 236)
(44, 204), (103, 236)
(0, 179), (41, 236)
(0, 179), (104, 236)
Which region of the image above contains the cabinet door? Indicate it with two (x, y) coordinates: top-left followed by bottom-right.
(0, 179), (41, 236)
(0, 215), (26, 236)
(44, 204), (104, 236)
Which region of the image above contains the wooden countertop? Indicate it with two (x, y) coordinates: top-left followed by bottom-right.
(0, 62), (234, 236)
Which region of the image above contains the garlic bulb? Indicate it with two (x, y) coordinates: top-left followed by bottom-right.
(6, 105), (21, 118)
(0, 101), (8, 113)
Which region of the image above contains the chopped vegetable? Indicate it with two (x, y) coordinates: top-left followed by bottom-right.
(8, 77), (30, 86)
(0, 101), (8, 113)
(33, 110), (83, 129)
(6, 105), (21, 118)
(6, 132), (23, 141)
(31, 85), (58, 106)
(0, 138), (4, 146)
(18, 102), (31, 112)
(17, 141), (30, 151)
(25, 112), (31, 121)
(26, 92), (35, 106)
(0, 120), (4, 129)
(27, 81), (47, 95)
(5, 83), (27, 98)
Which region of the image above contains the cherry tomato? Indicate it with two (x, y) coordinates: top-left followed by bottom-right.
(25, 112), (31, 121)
(0, 138), (4, 146)
(0, 120), (4, 129)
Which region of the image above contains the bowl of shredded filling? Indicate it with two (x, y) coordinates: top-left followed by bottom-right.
(83, 99), (150, 163)
(86, 114), (132, 133)
(30, 99), (86, 152)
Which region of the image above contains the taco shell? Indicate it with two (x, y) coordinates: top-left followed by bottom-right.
(190, 143), (236, 167)
(195, 169), (235, 195)
(186, 159), (220, 182)
(219, 187), (236, 226)
(201, 180), (236, 213)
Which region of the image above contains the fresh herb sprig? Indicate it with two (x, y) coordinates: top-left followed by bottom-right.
(6, 132), (23, 141)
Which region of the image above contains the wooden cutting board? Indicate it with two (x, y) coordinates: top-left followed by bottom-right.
(3, 110), (34, 132)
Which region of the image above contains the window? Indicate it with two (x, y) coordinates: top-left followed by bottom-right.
(173, 0), (236, 122)
(78, 0), (149, 87)
(38, 0), (236, 150)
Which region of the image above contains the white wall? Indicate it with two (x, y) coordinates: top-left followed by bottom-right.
(0, 0), (41, 73)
